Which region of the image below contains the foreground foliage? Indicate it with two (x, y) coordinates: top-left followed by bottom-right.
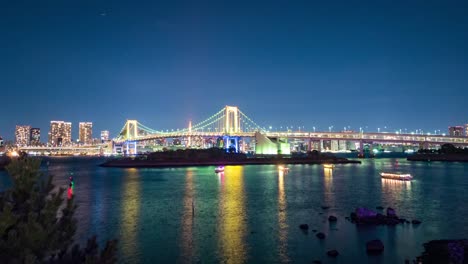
(0, 158), (118, 263)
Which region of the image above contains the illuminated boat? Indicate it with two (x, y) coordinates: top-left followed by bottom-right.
(278, 165), (289, 172)
(323, 164), (335, 169)
(215, 166), (224, 173)
(380, 172), (412, 181)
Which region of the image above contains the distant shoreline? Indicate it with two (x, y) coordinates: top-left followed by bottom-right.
(100, 157), (361, 168)
(407, 153), (468, 162)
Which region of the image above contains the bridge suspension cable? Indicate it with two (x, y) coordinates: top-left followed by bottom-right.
(188, 108), (226, 132)
(239, 109), (266, 132)
(114, 106), (267, 141)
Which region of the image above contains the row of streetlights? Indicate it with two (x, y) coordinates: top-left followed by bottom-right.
(160, 126), (446, 135)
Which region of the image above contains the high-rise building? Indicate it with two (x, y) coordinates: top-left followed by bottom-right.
(101, 130), (110, 142)
(30, 128), (41, 146)
(465, 124), (468, 137)
(448, 126), (464, 137)
(79, 122), (93, 145)
(15, 125), (31, 146)
(48, 121), (72, 146)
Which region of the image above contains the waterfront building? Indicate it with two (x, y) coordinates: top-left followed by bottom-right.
(465, 124), (468, 136)
(79, 122), (93, 145)
(30, 128), (40, 146)
(254, 132), (290, 155)
(48, 121), (72, 146)
(15, 125), (31, 146)
(448, 126), (464, 137)
(101, 130), (110, 142)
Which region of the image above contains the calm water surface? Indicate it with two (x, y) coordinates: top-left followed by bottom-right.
(1, 157), (468, 263)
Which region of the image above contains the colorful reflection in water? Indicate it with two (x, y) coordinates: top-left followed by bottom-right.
(179, 169), (196, 262)
(218, 166), (247, 264)
(217, 171), (225, 185)
(121, 168), (141, 260)
(277, 170), (289, 262)
(67, 176), (74, 200)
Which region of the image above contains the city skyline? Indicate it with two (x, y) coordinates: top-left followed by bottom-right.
(1, 1), (468, 140)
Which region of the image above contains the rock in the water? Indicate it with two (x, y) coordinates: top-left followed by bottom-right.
(327, 250), (339, 257)
(412, 220), (422, 225)
(351, 207), (404, 225)
(316, 232), (326, 239)
(328, 215), (338, 222)
(299, 224), (309, 230)
(376, 206), (384, 210)
(417, 239), (468, 264)
(366, 239), (384, 254)
(356, 207), (378, 219)
(386, 207), (397, 218)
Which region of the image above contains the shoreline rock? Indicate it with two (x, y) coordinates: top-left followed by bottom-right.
(416, 239), (467, 263)
(349, 207), (407, 225)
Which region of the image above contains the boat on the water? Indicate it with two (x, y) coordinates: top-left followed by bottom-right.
(323, 164), (335, 169)
(215, 166), (224, 173)
(380, 172), (412, 181)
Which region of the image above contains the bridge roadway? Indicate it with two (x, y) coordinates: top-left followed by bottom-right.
(18, 145), (105, 152)
(115, 131), (468, 146)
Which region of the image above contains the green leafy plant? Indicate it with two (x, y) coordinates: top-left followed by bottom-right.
(0, 158), (118, 263)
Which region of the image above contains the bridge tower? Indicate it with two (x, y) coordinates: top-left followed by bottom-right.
(224, 106), (240, 133)
(126, 120), (138, 140)
(124, 120), (138, 155)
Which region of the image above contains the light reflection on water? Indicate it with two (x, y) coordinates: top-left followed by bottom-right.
(277, 169), (289, 263)
(323, 167), (335, 208)
(2, 157), (468, 263)
(218, 166), (247, 264)
(179, 169), (195, 263)
(120, 168), (140, 262)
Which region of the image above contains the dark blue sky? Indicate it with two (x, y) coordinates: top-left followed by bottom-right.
(1, 1), (467, 140)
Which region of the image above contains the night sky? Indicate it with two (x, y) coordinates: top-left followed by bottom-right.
(1, 1), (467, 140)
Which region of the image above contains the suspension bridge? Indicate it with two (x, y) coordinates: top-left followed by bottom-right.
(112, 105), (468, 155)
(114, 106), (265, 142)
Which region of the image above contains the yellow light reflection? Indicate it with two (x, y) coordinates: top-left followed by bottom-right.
(121, 168), (140, 259)
(323, 167), (335, 207)
(218, 166), (247, 264)
(179, 169), (195, 262)
(381, 178), (412, 193)
(278, 170), (289, 262)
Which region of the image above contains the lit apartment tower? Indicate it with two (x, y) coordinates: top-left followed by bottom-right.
(15, 125), (31, 146)
(448, 126), (464, 137)
(79, 122), (93, 145)
(48, 121), (72, 146)
(101, 130), (110, 142)
(30, 128), (41, 146)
